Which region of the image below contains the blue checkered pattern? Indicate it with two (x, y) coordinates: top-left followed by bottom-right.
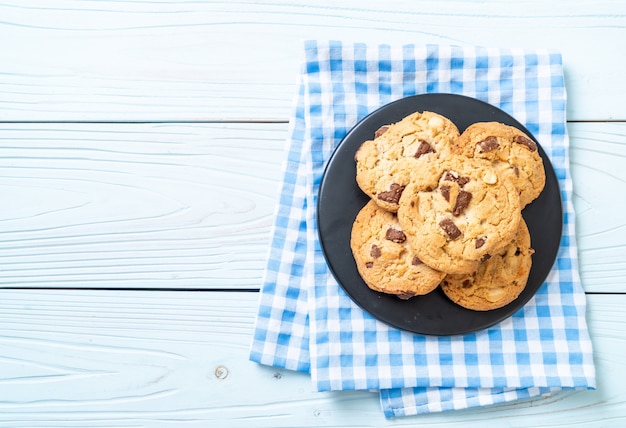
(250, 41), (596, 418)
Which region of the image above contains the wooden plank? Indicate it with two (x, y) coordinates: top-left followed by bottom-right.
(570, 122), (626, 293)
(0, 289), (620, 427)
(0, 122), (624, 291)
(0, 123), (286, 289)
(0, 0), (624, 121)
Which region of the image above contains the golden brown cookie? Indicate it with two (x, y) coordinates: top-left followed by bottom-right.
(354, 111), (460, 212)
(397, 156), (522, 275)
(350, 200), (445, 299)
(455, 122), (546, 207)
(440, 219), (534, 311)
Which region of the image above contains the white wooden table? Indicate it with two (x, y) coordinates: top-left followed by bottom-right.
(1, 1), (625, 426)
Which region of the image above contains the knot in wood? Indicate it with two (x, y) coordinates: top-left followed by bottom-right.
(214, 365), (229, 379)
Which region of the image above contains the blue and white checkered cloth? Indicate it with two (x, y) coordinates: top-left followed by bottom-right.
(250, 41), (596, 418)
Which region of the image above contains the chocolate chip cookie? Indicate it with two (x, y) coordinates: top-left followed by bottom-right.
(350, 200), (445, 299)
(440, 219), (534, 311)
(455, 122), (546, 207)
(397, 156), (522, 275)
(354, 111), (460, 212)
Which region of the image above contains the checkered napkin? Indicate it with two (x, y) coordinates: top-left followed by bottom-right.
(250, 41), (596, 418)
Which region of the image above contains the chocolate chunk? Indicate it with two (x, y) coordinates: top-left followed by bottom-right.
(396, 293), (416, 300)
(377, 183), (405, 204)
(366, 262), (374, 268)
(462, 279), (473, 288)
(453, 190), (472, 216)
(475, 237), (486, 249)
(443, 171), (470, 187)
(370, 244), (381, 258)
(411, 255), (423, 266)
(440, 185), (451, 202)
(414, 141), (435, 158)
(374, 125), (390, 138)
(515, 247), (522, 256)
(514, 135), (537, 152)
(477, 136), (500, 152)
(512, 165), (520, 177)
(481, 254), (492, 262)
(385, 228), (406, 243)
(443, 171), (456, 182)
(457, 176), (470, 187)
(439, 218), (462, 240)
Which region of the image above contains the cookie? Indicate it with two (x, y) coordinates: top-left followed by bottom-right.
(455, 122), (546, 207)
(355, 111), (460, 212)
(440, 219), (534, 311)
(350, 200), (445, 299)
(397, 156), (521, 275)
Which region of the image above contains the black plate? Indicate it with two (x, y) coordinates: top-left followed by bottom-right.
(317, 94), (562, 336)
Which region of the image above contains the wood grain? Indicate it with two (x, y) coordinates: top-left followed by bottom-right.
(0, 0), (624, 121)
(0, 123), (285, 289)
(0, 122), (624, 292)
(570, 122), (626, 293)
(0, 289), (620, 427)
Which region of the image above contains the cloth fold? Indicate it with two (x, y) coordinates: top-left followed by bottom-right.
(250, 40), (595, 418)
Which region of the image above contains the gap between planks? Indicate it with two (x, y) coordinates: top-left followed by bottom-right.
(0, 120), (290, 125)
(0, 119), (625, 125)
(0, 287), (261, 292)
(0, 288), (621, 296)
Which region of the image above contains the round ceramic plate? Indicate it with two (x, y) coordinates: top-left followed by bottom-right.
(317, 94), (562, 335)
